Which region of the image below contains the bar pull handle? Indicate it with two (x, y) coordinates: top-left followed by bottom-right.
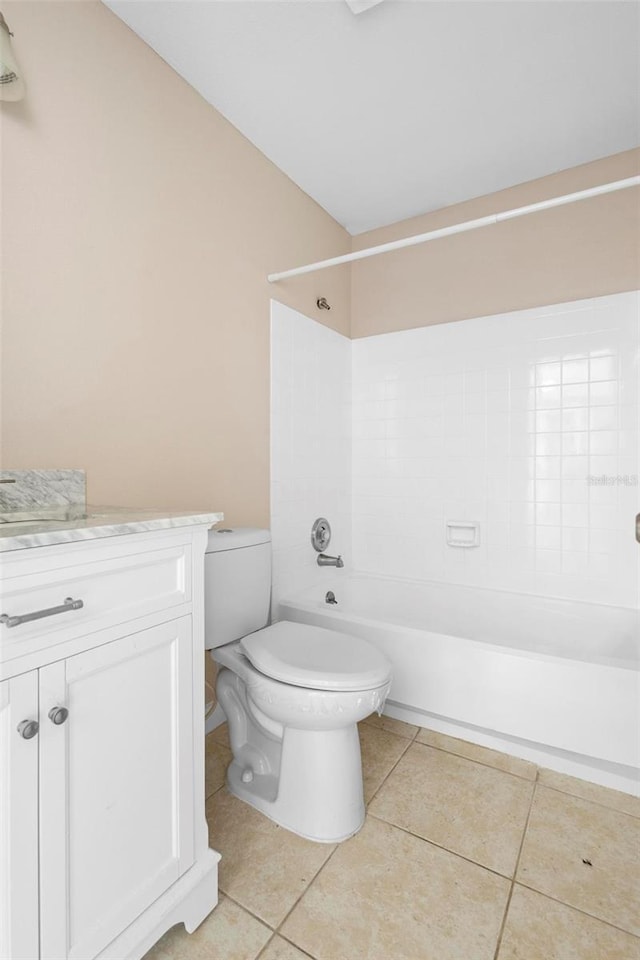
(636, 513), (640, 545)
(1, 597), (84, 628)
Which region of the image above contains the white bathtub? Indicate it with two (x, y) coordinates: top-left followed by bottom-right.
(278, 575), (640, 795)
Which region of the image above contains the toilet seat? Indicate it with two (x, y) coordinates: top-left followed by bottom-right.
(240, 620), (391, 692)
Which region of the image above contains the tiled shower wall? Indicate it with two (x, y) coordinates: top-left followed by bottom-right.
(352, 292), (639, 607)
(271, 293), (639, 610)
(270, 301), (351, 612)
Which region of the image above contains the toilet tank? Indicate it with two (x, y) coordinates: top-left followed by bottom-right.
(204, 527), (272, 649)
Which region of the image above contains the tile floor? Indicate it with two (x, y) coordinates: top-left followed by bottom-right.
(144, 715), (640, 960)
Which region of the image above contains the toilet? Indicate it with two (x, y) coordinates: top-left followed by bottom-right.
(205, 527), (392, 843)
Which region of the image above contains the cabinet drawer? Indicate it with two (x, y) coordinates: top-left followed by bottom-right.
(0, 541), (191, 664)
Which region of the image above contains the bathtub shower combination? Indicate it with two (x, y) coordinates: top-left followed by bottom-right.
(279, 577), (639, 794)
(270, 293), (640, 796)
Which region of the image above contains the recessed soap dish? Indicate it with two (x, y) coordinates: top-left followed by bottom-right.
(446, 520), (480, 548)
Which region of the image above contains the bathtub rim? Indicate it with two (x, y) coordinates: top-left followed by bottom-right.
(278, 571), (640, 673)
(277, 586), (640, 796)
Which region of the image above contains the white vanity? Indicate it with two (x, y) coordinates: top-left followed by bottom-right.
(0, 508), (223, 960)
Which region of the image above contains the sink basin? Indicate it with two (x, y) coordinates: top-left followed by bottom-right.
(0, 511), (125, 531)
(0, 519), (56, 526)
(0, 510), (88, 526)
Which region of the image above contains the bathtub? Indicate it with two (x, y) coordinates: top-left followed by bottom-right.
(278, 575), (640, 795)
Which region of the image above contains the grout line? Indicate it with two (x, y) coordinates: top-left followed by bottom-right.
(512, 880), (640, 940)
(253, 928), (318, 960)
(371, 723), (639, 818)
(263, 722), (421, 948)
(212, 722), (414, 957)
(363, 730), (414, 807)
(365, 811), (517, 883)
(254, 933), (278, 960)
(220, 890), (277, 931)
(204, 780), (228, 805)
(492, 770), (538, 960)
(208, 727), (409, 954)
(361, 715), (420, 742)
(205, 779), (228, 802)
(514, 773), (539, 871)
(411, 737), (537, 783)
(492, 882), (515, 960)
(207, 789), (329, 934)
(272, 841), (343, 938)
(535, 780), (640, 821)
(272, 931), (319, 959)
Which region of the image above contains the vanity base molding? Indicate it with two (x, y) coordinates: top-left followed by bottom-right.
(97, 850), (220, 960)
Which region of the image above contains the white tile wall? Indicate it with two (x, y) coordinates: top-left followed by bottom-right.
(351, 292), (640, 607)
(270, 301), (351, 612)
(271, 293), (639, 609)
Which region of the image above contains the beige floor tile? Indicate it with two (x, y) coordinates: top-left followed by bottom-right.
(358, 722), (411, 803)
(259, 935), (314, 960)
(142, 895), (271, 960)
(497, 885), (640, 960)
(517, 785), (640, 935)
(206, 789), (336, 928)
(363, 712), (419, 739)
(416, 728), (536, 780)
(369, 742), (533, 876)
(538, 767), (640, 819)
(205, 734), (232, 799)
(210, 721), (231, 749)
(281, 816), (509, 960)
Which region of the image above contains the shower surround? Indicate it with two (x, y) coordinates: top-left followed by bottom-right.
(350, 291), (639, 608)
(270, 302), (351, 613)
(270, 294), (640, 791)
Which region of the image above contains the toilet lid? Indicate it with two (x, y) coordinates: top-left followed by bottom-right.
(240, 621), (391, 692)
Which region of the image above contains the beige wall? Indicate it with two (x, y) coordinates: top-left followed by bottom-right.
(351, 149), (640, 337)
(2, 3), (638, 527)
(0, 1), (350, 526)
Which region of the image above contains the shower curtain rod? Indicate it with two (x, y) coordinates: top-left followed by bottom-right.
(267, 175), (640, 283)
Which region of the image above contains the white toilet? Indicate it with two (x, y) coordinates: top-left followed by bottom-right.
(205, 527), (392, 843)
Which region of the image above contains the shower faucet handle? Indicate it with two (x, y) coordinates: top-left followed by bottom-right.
(311, 518), (332, 552)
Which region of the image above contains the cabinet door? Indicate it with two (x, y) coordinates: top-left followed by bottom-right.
(39, 618), (195, 960)
(0, 672), (39, 960)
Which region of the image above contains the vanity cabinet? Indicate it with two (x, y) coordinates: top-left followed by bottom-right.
(0, 524), (220, 960)
(0, 670), (39, 960)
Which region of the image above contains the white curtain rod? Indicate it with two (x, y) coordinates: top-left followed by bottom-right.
(267, 175), (640, 283)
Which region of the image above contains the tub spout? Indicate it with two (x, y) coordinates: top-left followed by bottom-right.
(317, 553), (344, 568)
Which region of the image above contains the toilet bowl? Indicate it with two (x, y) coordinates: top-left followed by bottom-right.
(205, 528), (392, 842)
(214, 623), (391, 842)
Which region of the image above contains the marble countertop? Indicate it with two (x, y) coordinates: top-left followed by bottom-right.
(0, 506), (224, 552)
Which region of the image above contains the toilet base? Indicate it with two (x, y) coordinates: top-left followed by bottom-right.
(213, 646), (391, 844)
(226, 724), (366, 843)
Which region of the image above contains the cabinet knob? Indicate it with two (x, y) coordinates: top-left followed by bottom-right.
(17, 719), (39, 739)
(48, 706), (69, 725)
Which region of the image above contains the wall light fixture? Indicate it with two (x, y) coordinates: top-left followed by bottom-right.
(0, 12), (25, 102)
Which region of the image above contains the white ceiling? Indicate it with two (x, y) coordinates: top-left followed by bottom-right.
(105, 1), (640, 235)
